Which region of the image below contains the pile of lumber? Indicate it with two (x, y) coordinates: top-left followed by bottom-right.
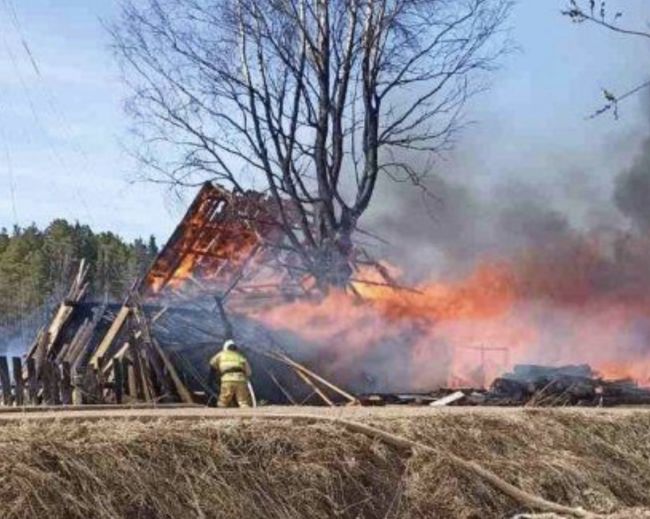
(485, 364), (650, 406)
(6, 262), (195, 407)
(5, 182), (464, 407)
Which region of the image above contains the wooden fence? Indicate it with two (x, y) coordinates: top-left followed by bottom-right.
(0, 354), (135, 407)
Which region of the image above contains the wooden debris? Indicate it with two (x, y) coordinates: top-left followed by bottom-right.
(293, 368), (334, 406)
(113, 358), (124, 405)
(26, 358), (37, 404)
(60, 362), (73, 405)
(430, 390), (466, 407)
(11, 357), (24, 406)
(89, 305), (130, 368)
(270, 351), (358, 404)
(488, 364), (650, 407)
(0, 357), (11, 406)
(151, 339), (194, 404)
(267, 369), (297, 405)
(125, 358), (138, 402)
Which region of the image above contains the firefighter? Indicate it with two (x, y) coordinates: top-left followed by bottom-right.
(209, 339), (253, 408)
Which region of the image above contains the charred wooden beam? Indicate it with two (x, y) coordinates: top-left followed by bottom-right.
(26, 358), (37, 404)
(113, 358), (124, 405)
(60, 362), (72, 405)
(0, 357), (11, 406)
(11, 357), (23, 406)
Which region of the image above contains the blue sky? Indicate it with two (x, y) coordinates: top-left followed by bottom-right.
(0, 0), (649, 243)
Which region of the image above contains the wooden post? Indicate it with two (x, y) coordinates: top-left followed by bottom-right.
(113, 358), (123, 405)
(72, 367), (84, 405)
(26, 358), (37, 404)
(125, 358), (138, 401)
(133, 348), (152, 402)
(96, 356), (106, 402)
(143, 341), (171, 397)
(86, 367), (102, 404)
(151, 339), (194, 404)
(60, 362), (73, 405)
(129, 353), (144, 401)
(80, 368), (96, 404)
(140, 352), (155, 403)
(11, 357), (24, 406)
(52, 361), (62, 405)
(0, 357), (12, 406)
(41, 361), (53, 405)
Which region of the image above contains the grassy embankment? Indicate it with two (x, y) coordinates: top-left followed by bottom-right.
(0, 408), (649, 518)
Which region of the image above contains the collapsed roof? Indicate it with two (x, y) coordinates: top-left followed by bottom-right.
(21, 183), (387, 406)
(140, 182), (317, 309)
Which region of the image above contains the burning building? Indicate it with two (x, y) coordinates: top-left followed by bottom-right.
(12, 180), (650, 407)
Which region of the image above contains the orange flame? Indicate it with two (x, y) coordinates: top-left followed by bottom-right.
(253, 258), (650, 390)
(149, 189), (650, 390)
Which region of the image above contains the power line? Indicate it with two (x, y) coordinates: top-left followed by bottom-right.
(3, 138), (18, 225)
(0, 113), (19, 225)
(2, 0), (125, 227)
(3, 0), (41, 77)
(0, 14), (95, 227)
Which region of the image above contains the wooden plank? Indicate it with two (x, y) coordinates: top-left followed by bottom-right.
(130, 349), (146, 401)
(60, 362), (73, 405)
(45, 303), (74, 354)
(151, 339), (194, 404)
(272, 352), (358, 403)
(41, 361), (54, 405)
(101, 342), (131, 375)
(89, 305), (130, 368)
(68, 319), (97, 369)
(125, 359), (137, 401)
(11, 357), (24, 406)
(132, 349), (152, 403)
(0, 357), (12, 406)
(34, 331), (50, 380)
(267, 369), (297, 405)
(62, 318), (89, 364)
(25, 327), (45, 360)
(71, 367), (84, 405)
(84, 368), (102, 404)
(26, 358), (37, 404)
(51, 361), (62, 405)
(293, 368), (333, 406)
(143, 341), (172, 398)
(430, 390), (466, 407)
(96, 356), (106, 403)
(113, 358), (123, 405)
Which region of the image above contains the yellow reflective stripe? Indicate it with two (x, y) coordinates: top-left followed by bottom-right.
(218, 351), (246, 372)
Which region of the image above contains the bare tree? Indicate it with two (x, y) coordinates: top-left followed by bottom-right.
(563, 0), (650, 118)
(112, 0), (512, 287)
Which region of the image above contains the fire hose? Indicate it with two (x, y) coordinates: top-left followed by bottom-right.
(247, 382), (257, 408)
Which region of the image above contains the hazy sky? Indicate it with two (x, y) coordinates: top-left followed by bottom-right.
(0, 0), (649, 243)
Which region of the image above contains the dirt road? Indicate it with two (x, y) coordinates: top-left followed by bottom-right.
(0, 404), (646, 423)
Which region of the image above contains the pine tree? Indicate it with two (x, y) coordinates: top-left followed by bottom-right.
(0, 220), (160, 330)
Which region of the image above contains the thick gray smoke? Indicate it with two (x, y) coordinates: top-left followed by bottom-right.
(365, 102), (650, 282)
(615, 138), (650, 231)
(365, 171), (582, 281)
(340, 95), (650, 388)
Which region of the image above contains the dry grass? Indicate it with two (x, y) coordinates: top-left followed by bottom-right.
(0, 409), (649, 518)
